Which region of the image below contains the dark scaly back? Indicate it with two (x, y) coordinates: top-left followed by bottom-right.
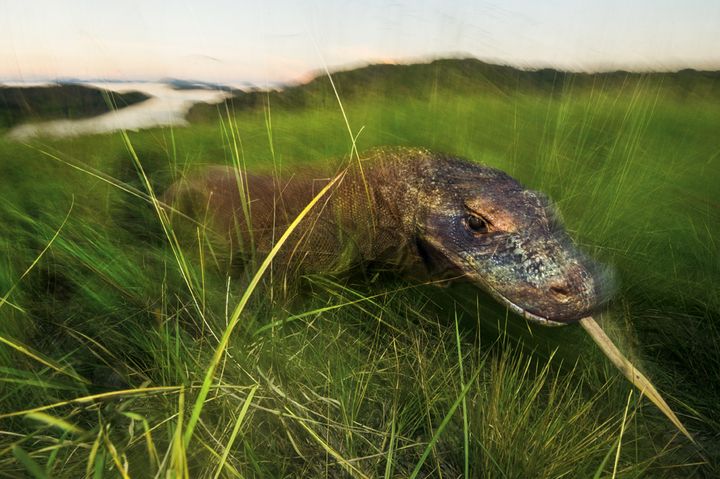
(164, 148), (433, 272)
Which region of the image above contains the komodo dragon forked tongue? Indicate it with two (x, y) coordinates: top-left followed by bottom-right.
(164, 147), (693, 442)
(579, 317), (694, 443)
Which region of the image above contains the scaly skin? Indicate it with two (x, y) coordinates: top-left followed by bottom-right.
(165, 148), (613, 325)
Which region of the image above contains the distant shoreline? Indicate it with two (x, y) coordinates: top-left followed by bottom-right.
(3, 82), (230, 140)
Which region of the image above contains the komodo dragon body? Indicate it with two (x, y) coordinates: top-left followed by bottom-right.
(165, 148), (612, 326)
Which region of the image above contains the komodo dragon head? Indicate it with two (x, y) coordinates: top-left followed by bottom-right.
(411, 156), (614, 326)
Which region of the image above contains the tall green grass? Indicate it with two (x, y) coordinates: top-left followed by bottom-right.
(0, 75), (717, 477)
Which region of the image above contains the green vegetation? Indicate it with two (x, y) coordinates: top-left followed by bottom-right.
(0, 84), (148, 128)
(0, 60), (718, 477)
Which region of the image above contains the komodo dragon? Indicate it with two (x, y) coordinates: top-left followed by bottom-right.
(164, 148), (613, 326)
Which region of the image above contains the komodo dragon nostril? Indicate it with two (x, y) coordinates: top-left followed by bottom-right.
(549, 284), (571, 302)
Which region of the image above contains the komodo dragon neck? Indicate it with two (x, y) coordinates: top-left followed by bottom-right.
(169, 148), (433, 276)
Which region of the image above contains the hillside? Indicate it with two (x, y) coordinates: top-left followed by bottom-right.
(188, 58), (720, 121)
(0, 84), (149, 128)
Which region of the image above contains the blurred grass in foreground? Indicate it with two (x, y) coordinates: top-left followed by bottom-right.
(0, 66), (718, 477)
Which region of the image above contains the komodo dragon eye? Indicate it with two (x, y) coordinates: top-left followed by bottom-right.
(466, 214), (490, 234)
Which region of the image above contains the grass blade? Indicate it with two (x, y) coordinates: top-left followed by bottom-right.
(86, 429), (103, 477)
(0, 386), (181, 420)
(383, 415), (397, 479)
(121, 412), (160, 470)
(12, 445), (49, 479)
(213, 385), (258, 479)
(26, 411), (84, 435)
(612, 391), (634, 478)
(102, 429), (130, 479)
(454, 311), (470, 479)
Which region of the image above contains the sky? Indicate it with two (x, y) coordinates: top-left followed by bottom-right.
(1, 0), (719, 84)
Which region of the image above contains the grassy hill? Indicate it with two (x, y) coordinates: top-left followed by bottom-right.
(0, 84), (149, 128)
(0, 59), (718, 477)
(189, 58), (720, 120)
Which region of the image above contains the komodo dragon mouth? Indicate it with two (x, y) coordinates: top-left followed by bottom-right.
(490, 289), (567, 327)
